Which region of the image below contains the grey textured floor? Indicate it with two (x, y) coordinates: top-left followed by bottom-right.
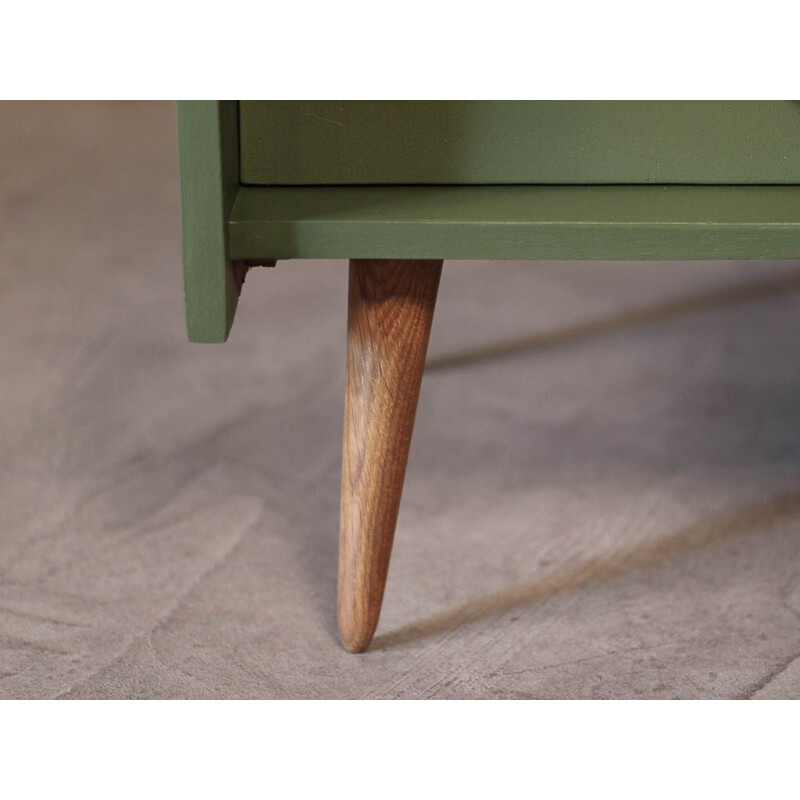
(2, 102), (800, 699)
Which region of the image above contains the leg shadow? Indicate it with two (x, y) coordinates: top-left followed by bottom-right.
(372, 486), (800, 649)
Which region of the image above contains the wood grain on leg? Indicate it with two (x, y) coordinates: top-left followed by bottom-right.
(338, 259), (443, 653)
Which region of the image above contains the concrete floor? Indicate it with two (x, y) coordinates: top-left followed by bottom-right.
(1, 101), (800, 699)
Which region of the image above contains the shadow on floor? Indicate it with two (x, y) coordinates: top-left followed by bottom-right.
(425, 271), (800, 372)
(372, 484), (800, 650)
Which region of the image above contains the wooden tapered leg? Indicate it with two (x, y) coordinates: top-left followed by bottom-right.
(338, 259), (443, 652)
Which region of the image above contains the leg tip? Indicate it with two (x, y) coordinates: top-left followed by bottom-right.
(338, 611), (376, 654)
(341, 636), (371, 654)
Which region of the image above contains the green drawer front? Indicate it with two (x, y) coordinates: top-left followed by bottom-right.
(239, 101), (800, 186)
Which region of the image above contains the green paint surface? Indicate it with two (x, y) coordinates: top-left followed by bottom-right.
(229, 185), (800, 261)
(177, 101), (240, 342)
(240, 101), (800, 186)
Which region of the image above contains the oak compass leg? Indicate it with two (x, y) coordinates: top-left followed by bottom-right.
(338, 259), (443, 652)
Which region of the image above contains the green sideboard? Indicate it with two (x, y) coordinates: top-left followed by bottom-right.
(177, 101), (800, 651)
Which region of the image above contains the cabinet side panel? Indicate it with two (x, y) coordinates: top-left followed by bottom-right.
(177, 100), (240, 342)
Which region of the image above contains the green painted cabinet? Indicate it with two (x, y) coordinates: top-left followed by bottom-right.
(177, 100), (800, 652)
(178, 101), (800, 343)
